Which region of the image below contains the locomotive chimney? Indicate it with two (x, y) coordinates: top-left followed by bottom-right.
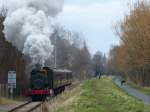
(35, 64), (42, 70)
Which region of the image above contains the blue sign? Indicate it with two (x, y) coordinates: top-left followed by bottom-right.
(8, 71), (16, 88)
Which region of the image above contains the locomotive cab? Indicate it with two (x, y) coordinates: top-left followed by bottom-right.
(30, 69), (52, 101)
(31, 70), (48, 89)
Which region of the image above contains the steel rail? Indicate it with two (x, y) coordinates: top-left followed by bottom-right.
(8, 101), (43, 112)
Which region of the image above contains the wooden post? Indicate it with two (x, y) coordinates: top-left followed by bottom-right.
(0, 84), (1, 97)
(6, 84), (8, 99)
(2, 84), (4, 97)
(10, 87), (13, 99)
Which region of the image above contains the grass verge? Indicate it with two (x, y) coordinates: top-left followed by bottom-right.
(0, 97), (14, 105)
(55, 77), (150, 112)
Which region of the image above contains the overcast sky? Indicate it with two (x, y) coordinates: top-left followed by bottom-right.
(56, 0), (137, 55)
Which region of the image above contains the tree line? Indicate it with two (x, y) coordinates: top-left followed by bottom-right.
(108, 1), (150, 86)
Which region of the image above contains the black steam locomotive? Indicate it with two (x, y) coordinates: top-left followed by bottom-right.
(30, 67), (72, 101)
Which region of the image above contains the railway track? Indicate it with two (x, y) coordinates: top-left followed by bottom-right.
(8, 101), (43, 112)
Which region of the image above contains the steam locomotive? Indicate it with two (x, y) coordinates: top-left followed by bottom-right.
(30, 67), (72, 101)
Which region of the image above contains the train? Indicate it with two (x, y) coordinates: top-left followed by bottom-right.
(29, 67), (72, 101)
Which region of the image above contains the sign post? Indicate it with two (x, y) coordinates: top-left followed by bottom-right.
(8, 71), (16, 99)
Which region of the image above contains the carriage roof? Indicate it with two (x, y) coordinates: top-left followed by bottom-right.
(53, 69), (72, 73)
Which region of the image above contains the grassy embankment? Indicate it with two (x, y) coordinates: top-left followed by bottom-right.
(127, 82), (150, 96)
(48, 77), (150, 112)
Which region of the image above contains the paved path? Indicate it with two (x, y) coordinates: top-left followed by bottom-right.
(114, 78), (150, 105)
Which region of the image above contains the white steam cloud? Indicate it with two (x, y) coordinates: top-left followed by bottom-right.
(0, 0), (64, 66)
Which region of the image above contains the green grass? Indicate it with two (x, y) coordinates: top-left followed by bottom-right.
(56, 77), (150, 112)
(127, 82), (150, 96)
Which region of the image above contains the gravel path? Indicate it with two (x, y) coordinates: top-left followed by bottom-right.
(114, 78), (150, 104)
(0, 101), (26, 112)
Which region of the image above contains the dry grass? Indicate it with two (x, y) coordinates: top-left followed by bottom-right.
(45, 85), (81, 112)
(0, 97), (15, 105)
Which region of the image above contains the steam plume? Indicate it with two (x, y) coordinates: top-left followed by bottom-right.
(0, 0), (64, 66)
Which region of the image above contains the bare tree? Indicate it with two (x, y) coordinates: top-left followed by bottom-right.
(109, 1), (150, 86)
(92, 51), (106, 77)
(50, 26), (93, 81)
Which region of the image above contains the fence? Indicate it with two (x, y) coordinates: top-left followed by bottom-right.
(0, 84), (28, 99)
(0, 84), (9, 98)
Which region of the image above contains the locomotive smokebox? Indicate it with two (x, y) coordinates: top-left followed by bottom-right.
(35, 64), (42, 70)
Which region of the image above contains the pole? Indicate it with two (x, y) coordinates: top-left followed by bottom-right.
(130, 0), (132, 10)
(68, 32), (71, 42)
(54, 36), (57, 68)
